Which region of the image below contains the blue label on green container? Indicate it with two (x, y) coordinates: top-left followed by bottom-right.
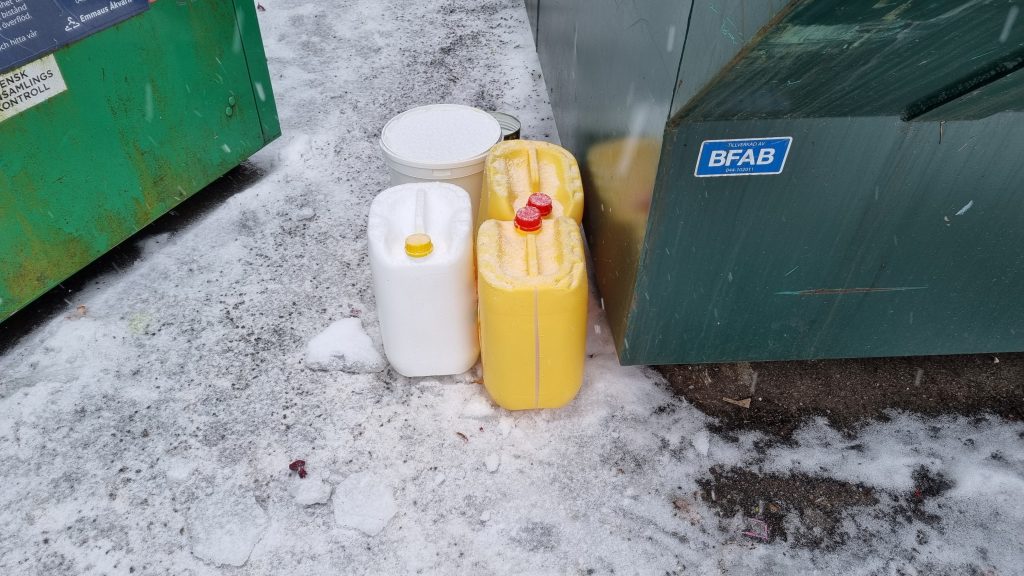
(694, 137), (793, 177)
(0, 0), (150, 74)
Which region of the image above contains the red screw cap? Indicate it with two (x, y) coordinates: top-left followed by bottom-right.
(514, 206), (542, 232)
(527, 193), (553, 216)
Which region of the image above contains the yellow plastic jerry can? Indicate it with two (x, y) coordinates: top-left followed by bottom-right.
(478, 140), (584, 226)
(476, 207), (588, 410)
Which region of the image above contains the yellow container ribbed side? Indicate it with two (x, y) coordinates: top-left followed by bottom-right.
(479, 140), (584, 226)
(476, 217), (588, 410)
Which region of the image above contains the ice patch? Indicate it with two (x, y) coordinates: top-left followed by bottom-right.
(305, 318), (386, 373)
(188, 489), (269, 567)
(290, 477), (333, 506)
(165, 457), (197, 484)
(461, 394), (496, 419)
(332, 472), (398, 536)
(497, 416), (514, 437)
(137, 232), (172, 258)
(951, 465), (1024, 502)
(690, 429), (710, 457)
(485, 453), (501, 473)
(279, 133), (312, 167)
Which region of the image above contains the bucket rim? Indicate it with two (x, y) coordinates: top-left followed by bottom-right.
(380, 104), (501, 170)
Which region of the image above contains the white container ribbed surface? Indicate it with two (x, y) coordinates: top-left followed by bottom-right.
(367, 182), (478, 377)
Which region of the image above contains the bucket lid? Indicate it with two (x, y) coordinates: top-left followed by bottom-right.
(380, 104), (502, 170)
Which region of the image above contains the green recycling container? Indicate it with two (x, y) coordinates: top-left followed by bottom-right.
(530, 0), (1024, 365)
(0, 0), (280, 322)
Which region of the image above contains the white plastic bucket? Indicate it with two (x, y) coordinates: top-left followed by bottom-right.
(380, 104), (501, 218)
(367, 182), (478, 377)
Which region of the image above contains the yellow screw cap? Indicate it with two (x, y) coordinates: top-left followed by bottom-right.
(405, 233), (433, 257)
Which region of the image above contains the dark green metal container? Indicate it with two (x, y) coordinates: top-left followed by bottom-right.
(530, 0), (1024, 365)
(0, 0), (280, 322)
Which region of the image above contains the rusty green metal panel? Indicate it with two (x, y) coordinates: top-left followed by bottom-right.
(534, 0), (1024, 364)
(915, 68), (1024, 122)
(627, 113), (1024, 364)
(536, 0), (693, 343)
(676, 1), (1024, 121)
(233, 0), (281, 140)
(525, 0), (539, 44)
(669, 0), (791, 118)
(0, 0), (279, 322)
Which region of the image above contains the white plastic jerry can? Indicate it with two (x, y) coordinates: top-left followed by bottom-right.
(368, 182), (479, 377)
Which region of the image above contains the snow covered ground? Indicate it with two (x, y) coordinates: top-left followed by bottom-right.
(1, 0), (1023, 574)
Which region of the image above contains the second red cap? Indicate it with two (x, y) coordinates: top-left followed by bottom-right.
(527, 193), (553, 216)
(514, 205), (542, 232)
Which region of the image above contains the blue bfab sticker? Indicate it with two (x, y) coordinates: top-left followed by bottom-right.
(694, 137), (792, 177)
